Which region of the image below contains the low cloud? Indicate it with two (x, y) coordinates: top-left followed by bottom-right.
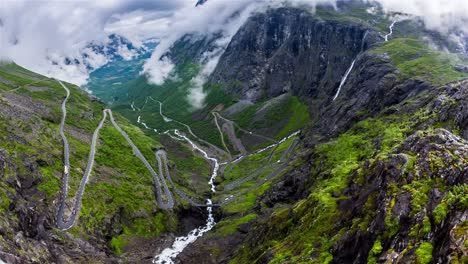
(142, 0), (338, 108)
(1, 0), (468, 87)
(369, 0), (468, 34)
(145, 57), (175, 85)
(186, 46), (224, 109)
(142, 0), (468, 108)
(0, 0), (190, 85)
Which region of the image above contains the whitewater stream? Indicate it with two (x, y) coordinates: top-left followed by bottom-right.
(152, 200), (215, 264)
(152, 130), (218, 264)
(384, 21), (396, 42)
(129, 99), (298, 263)
(137, 101), (219, 263)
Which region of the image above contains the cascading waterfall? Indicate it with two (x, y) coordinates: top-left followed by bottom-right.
(384, 21), (396, 42)
(146, 100), (219, 263)
(152, 130), (218, 264)
(332, 30), (368, 101)
(332, 59), (356, 101)
(153, 199), (215, 264)
(150, 100), (300, 263)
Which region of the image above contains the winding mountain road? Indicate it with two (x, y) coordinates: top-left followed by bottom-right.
(56, 81), (173, 230)
(56, 80), (301, 231)
(155, 150), (214, 207)
(108, 110), (174, 209)
(148, 96), (228, 157)
(212, 112), (276, 143)
(56, 80), (108, 230)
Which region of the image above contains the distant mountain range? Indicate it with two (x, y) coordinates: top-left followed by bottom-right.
(61, 34), (151, 72)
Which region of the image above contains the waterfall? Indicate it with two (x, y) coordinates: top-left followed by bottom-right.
(332, 59), (356, 101)
(332, 30), (368, 101)
(384, 21), (396, 42)
(153, 200), (215, 264)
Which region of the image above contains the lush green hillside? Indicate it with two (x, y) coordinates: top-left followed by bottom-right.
(0, 62), (213, 261)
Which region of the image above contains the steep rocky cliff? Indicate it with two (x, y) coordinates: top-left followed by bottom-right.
(224, 80), (468, 264)
(210, 8), (380, 102)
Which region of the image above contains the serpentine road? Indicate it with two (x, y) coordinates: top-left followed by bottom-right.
(55, 79), (301, 264)
(56, 81), (108, 230)
(212, 112), (276, 143)
(56, 79), (300, 234)
(147, 96), (228, 157)
(56, 80), (173, 230)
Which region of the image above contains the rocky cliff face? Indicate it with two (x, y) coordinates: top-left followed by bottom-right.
(210, 7), (380, 102)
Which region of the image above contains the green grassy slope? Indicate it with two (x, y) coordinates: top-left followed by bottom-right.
(371, 38), (468, 85)
(0, 62), (182, 258)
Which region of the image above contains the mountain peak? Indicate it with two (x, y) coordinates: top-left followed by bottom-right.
(195, 0), (207, 7)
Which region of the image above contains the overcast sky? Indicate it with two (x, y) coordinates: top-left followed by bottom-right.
(1, 0), (468, 86)
(0, 0), (195, 84)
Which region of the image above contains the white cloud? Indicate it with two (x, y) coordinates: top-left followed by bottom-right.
(142, 0), (468, 109)
(0, 0), (190, 85)
(116, 45), (137, 60)
(369, 0), (468, 34)
(187, 47), (224, 109)
(145, 57), (175, 85)
(1, 0), (468, 87)
(81, 48), (109, 69)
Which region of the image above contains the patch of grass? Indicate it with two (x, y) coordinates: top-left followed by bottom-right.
(367, 238), (383, 264)
(110, 212), (168, 255)
(110, 236), (127, 255)
(233, 104), (261, 128)
(231, 95), (309, 144)
(432, 184), (468, 225)
(214, 214), (258, 236)
(402, 180), (432, 217)
(276, 96), (310, 138)
(415, 242), (433, 264)
(223, 183), (272, 214)
(370, 38), (468, 85)
(0, 187), (11, 213)
(218, 136), (298, 211)
(0, 62), (186, 258)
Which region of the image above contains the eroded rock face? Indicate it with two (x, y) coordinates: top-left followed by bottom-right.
(331, 129), (468, 263)
(432, 80), (468, 140)
(0, 150), (114, 263)
(0, 149), (6, 177)
(210, 7), (380, 102)
(403, 129), (468, 185)
(312, 54), (434, 136)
